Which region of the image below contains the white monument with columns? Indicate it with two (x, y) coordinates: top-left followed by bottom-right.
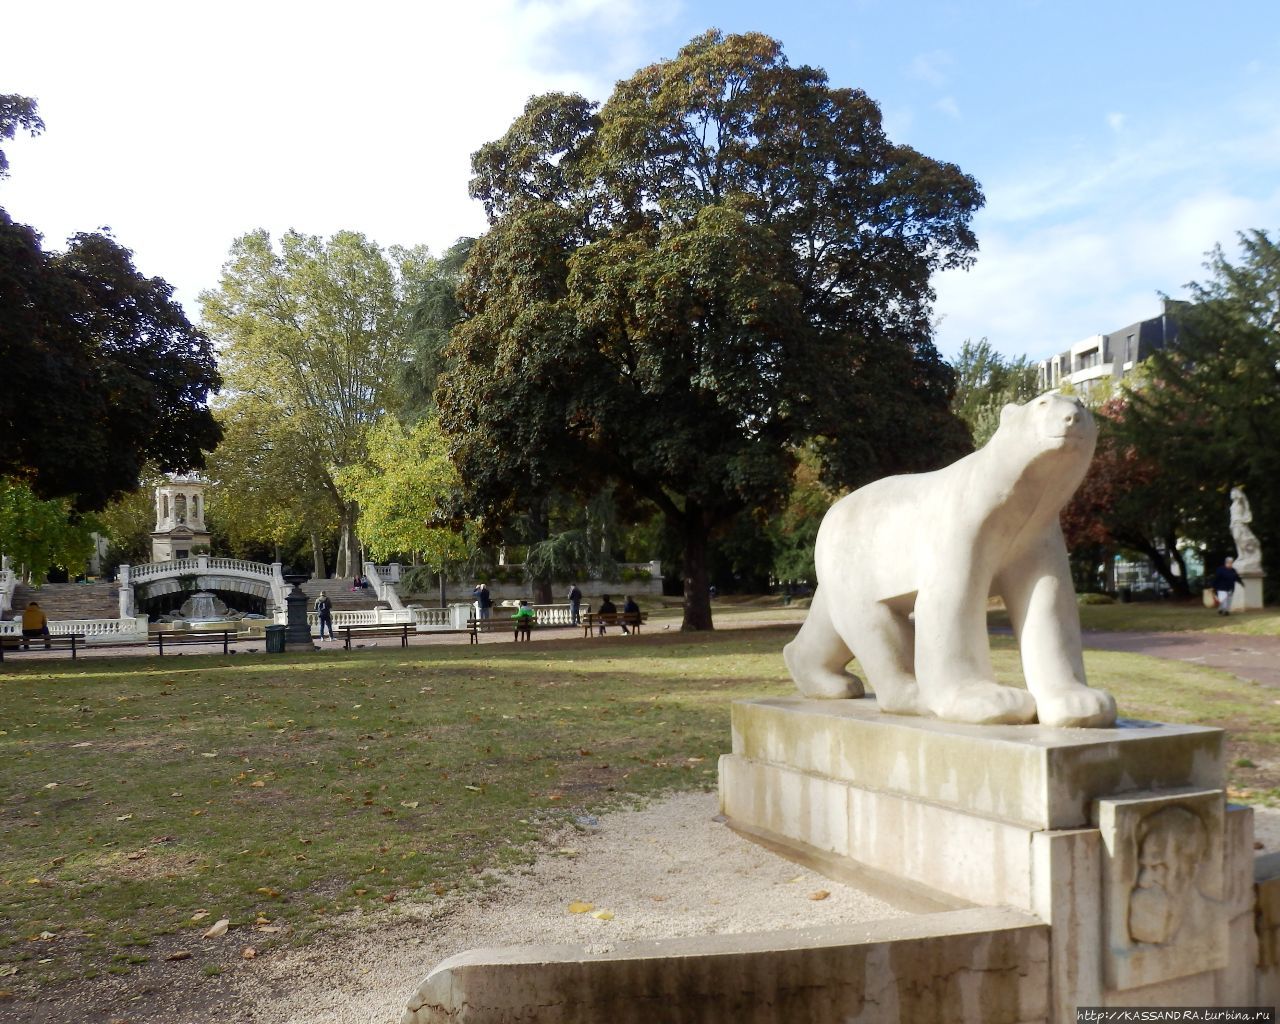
(150, 476), (211, 562)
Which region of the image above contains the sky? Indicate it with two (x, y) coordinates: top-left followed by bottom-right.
(4, 0), (1279, 363)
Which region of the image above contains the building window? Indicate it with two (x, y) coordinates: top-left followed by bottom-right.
(175, 494), (187, 524)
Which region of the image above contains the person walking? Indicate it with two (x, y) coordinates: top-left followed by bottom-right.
(567, 583), (582, 626)
(1212, 557), (1244, 615)
(21, 601), (51, 650)
(314, 591), (336, 640)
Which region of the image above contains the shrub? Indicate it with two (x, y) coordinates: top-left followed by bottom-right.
(1078, 592), (1116, 606)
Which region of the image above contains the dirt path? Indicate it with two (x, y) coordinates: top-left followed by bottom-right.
(1082, 629), (1280, 688)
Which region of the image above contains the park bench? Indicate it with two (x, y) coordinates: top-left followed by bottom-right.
(149, 629), (246, 656)
(0, 632), (88, 661)
(340, 623), (413, 650)
(467, 616), (532, 643)
(580, 611), (647, 637)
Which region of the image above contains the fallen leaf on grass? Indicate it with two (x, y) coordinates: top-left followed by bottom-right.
(256, 887), (280, 899)
(43, 782), (59, 789)
(809, 890), (830, 901)
(399, 801), (419, 809)
(115, 814), (133, 821)
(250, 781), (265, 788)
(567, 901), (594, 914)
(202, 919), (229, 938)
(590, 910), (614, 921)
(556, 848), (579, 858)
(190, 910), (209, 922)
(0, 966), (18, 977)
(255, 925), (282, 934)
(126, 851), (146, 861)
(164, 951), (191, 962)
(241, 947), (256, 960)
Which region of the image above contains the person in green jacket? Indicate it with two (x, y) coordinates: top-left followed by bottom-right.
(512, 600), (535, 642)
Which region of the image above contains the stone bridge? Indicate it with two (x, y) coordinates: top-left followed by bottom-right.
(119, 556), (288, 618)
(118, 557), (406, 620)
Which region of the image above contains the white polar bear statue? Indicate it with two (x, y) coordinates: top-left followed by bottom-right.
(784, 392), (1116, 728)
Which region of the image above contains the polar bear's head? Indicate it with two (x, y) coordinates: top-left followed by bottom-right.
(996, 392), (1097, 464)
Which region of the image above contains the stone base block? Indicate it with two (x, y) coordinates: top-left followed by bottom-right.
(402, 907), (1049, 1024)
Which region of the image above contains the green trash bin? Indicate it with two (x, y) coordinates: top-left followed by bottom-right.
(265, 625), (287, 654)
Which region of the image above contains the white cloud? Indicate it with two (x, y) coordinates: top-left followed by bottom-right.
(908, 50), (953, 87)
(1106, 112), (1126, 133)
(935, 96), (961, 120)
(0, 0), (676, 311)
(934, 185), (1280, 362)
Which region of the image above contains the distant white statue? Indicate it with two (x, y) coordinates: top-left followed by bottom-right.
(784, 392), (1116, 728)
(1229, 487), (1263, 574)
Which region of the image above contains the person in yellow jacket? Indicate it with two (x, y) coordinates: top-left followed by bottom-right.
(21, 601), (51, 649)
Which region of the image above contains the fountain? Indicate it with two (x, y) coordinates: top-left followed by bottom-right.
(161, 591), (253, 631)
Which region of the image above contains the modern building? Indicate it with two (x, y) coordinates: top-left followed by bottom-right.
(1036, 302), (1181, 395)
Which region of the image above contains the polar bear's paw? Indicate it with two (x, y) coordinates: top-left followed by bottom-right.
(1035, 686), (1117, 728)
(872, 682), (924, 716)
(926, 681), (1037, 725)
(783, 641), (865, 699)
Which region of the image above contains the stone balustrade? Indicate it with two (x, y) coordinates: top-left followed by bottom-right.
(0, 615), (149, 643)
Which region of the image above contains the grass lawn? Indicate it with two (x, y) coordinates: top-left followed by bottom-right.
(1, 623), (1275, 1003)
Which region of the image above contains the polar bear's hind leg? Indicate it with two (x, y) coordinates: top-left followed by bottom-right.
(784, 587), (865, 699)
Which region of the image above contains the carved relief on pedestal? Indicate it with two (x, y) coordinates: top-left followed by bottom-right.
(1127, 805), (1209, 945)
(1096, 791), (1226, 991)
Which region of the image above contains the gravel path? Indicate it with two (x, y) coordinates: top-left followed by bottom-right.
(229, 790), (916, 1024)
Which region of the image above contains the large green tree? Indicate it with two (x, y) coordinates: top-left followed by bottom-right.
(436, 31), (981, 629)
(1122, 231), (1280, 596)
(0, 214), (223, 511)
(950, 338), (1039, 446)
(201, 230), (432, 579)
(1, 96), (220, 512)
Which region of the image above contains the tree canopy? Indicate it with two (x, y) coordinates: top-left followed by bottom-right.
(950, 339), (1039, 446)
(201, 229), (432, 578)
(1, 95), (220, 512)
(1119, 231), (1280, 596)
(436, 30), (982, 629)
(0, 213), (222, 511)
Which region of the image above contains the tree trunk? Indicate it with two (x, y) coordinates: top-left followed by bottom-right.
(335, 501), (360, 580)
(679, 509), (714, 631)
(310, 530), (327, 580)
(438, 570), (447, 609)
(1122, 534), (1191, 599)
(534, 578), (553, 604)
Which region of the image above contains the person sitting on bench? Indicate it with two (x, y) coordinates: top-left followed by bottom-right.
(596, 595), (617, 635)
(512, 600), (535, 641)
(21, 601), (51, 649)
(622, 595), (640, 635)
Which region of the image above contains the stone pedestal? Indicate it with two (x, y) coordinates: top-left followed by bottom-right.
(1236, 570), (1266, 611)
(719, 697), (1256, 1021)
(282, 575), (316, 653)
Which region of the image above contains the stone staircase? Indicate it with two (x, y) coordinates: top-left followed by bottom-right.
(298, 578), (386, 610)
(7, 581), (120, 622)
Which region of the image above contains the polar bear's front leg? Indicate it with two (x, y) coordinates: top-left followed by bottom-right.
(914, 572), (1037, 725)
(784, 586), (865, 699)
(998, 530), (1116, 728)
